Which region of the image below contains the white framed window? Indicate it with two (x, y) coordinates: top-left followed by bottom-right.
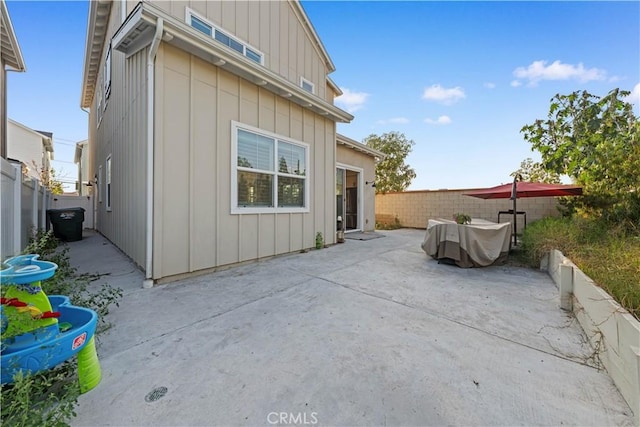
(98, 165), (103, 203)
(104, 43), (111, 102)
(96, 75), (103, 127)
(231, 121), (309, 214)
(186, 8), (264, 65)
(300, 77), (314, 94)
(106, 155), (112, 211)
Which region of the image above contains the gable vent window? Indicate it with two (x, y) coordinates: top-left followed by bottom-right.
(186, 8), (264, 65)
(301, 77), (314, 94)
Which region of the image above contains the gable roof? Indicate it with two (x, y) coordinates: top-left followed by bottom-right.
(337, 134), (385, 160)
(291, 1), (335, 73)
(80, 0), (347, 117)
(1, 0), (26, 71)
(105, 1), (352, 123)
(8, 118), (54, 157)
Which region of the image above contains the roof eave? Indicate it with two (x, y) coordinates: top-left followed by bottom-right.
(1, 0), (26, 71)
(290, 1), (335, 73)
(327, 77), (342, 96)
(337, 133), (386, 160)
(80, 0), (112, 108)
(114, 3), (353, 123)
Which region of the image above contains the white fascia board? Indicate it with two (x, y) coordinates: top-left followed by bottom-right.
(128, 2), (352, 123)
(337, 134), (386, 160)
(80, 0), (112, 108)
(1, 0), (26, 71)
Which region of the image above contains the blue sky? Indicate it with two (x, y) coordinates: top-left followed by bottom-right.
(6, 1), (640, 191)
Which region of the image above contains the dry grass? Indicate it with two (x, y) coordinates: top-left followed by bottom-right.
(520, 217), (640, 320)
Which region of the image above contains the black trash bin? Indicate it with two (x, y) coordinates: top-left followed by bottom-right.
(47, 208), (85, 242)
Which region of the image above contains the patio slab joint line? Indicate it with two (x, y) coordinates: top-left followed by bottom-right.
(316, 275), (599, 370)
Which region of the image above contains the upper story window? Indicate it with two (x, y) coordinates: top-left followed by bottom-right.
(104, 44), (111, 101)
(97, 75), (104, 128)
(186, 8), (264, 65)
(300, 77), (315, 94)
(231, 121), (309, 214)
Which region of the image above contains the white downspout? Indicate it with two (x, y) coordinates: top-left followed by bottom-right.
(143, 18), (163, 289)
(80, 106), (97, 231)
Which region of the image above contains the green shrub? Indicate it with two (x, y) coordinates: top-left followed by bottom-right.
(1, 230), (122, 425)
(0, 366), (80, 427)
(521, 217), (640, 320)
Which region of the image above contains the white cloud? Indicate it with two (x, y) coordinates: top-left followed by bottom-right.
(484, 82), (496, 89)
(424, 115), (452, 125)
(512, 60), (606, 86)
(511, 80), (522, 88)
(335, 88), (369, 113)
(422, 84), (465, 105)
(624, 83), (640, 106)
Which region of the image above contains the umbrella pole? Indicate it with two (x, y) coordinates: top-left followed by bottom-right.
(512, 177), (518, 247)
(513, 194), (517, 247)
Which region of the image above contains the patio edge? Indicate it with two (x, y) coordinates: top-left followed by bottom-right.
(544, 249), (640, 426)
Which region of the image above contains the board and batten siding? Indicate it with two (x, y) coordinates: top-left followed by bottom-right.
(152, 44), (336, 280)
(150, 0), (328, 101)
(336, 145), (377, 232)
(92, 1), (148, 269)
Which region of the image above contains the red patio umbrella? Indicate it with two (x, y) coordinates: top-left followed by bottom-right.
(464, 178), (583, 246)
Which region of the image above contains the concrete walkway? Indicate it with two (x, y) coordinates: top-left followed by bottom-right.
(68, 230), (634, 426)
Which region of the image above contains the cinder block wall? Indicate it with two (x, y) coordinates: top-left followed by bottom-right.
(376, 189), (561, 232)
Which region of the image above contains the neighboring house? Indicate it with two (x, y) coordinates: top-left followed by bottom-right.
(74, 139), (91, 196)
(7, 119), (54, 181)
(1, 0), (26, 159)
(81, 0), (381, 285)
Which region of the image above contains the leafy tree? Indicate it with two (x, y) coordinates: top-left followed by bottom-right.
(28, 160), (64, 194)
(510, 158), (560, 183)
(521, 89), (640, 227)
(364, 131), (416, 193)
(45, 168), (65, 195)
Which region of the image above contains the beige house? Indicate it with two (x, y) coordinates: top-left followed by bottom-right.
(81, 0), (381, 285)
(6, 119), (54, 181)
(1, 0), (26, 159)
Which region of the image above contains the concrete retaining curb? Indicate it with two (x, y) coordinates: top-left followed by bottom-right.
(544, 249), (640, 426)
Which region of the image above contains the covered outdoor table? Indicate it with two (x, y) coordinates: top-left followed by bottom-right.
(421, 218), (511, 267)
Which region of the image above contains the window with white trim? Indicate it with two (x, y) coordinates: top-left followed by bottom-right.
(106, 155), (112, 211)
(104, 44), (111, 102)
(232, 122), (309, 214)
(96, 75), (103, 127)
(186, 8), (264, 65)
(96, 91), (104, 128)
(300, 77), (314, 94)
(98, 165), (103, 203)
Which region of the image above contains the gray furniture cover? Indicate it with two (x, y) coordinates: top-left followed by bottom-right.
(421, 218), (511, 267)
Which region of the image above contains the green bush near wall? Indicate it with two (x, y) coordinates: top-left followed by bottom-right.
(520, 217), (640, 320)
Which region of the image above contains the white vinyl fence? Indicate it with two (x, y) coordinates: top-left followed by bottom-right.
(1, 157), (52, 260)
(51, 195), (94, 229)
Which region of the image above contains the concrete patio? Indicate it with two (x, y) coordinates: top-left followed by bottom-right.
(69, 229), (634, 426)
